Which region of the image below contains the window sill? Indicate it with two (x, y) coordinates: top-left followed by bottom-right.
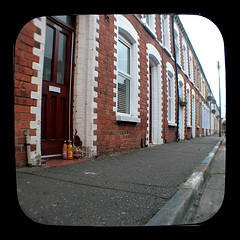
(116, 114), (140, 123)
(142, 23), (157, 40)
(168, 121), (177, 127)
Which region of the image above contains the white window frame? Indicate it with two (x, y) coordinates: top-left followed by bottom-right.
(115, 15), (140, 123)
(202, 78), (205, 97)
(166, 62), (176, 126)
(182, 39), (188, 75)
(199, 73), (205, 97)
(141, 14), (156, 36)
(202, 102), (205, 132)
(174, 28), (180, 64)
(168, 71), (173, 122)
(142, 14), (150, 25)
(161, 15), (170, 53)
(189, 52), (193, 81)
(117, 35), (131, 114)
(191, 89), (196, 138)
(200, 73), (202, 93)
(186, 83), (191, 127)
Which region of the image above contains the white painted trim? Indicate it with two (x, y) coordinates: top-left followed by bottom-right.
(116, 114), (140, 123)
(166, 62), (176, 125)
(186, 83), (191, 127)
(41, 154), (62, 159)
(178, 74), (185, 139)
(191, 90), (196, 138)
(115, 15), (140, 122)
(146, 43), (163, 145)
(29, 17), (46, 165)
(73, 15), (99, 157)
(160, 15), (171, 55)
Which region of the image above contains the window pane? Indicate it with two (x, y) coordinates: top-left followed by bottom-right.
(143, 14), (150, 25)
(55, 15), (74, 26)
(43, 25), (54, 81)
(57, 32), (67, 84)
(168, 98), (171, 121)
(168, 73), (172, 121)
(118, 40), (130, 74)
(168, 77), (171, 97)
(117, 74), (130, 114)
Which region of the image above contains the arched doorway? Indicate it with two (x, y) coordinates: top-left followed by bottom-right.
(147, 44), (163, 145)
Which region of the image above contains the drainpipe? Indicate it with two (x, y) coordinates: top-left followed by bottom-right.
(171, 14), (180, 142)
(24, 130), (32, 166)
(68, 32), (74, 141)
(161, 47), (166, 143)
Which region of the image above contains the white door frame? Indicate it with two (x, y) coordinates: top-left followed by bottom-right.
(147, 44), (163, 145)
(178, 74), (184, 140)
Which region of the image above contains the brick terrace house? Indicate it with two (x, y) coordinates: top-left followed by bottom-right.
(14, 14), (220, 166)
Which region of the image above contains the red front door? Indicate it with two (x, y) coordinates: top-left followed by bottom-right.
(41, 17), (73, 156)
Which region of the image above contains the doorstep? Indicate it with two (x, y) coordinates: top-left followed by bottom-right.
(41, 158), (91, 168)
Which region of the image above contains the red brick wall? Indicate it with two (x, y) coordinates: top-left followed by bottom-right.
(94, 14), (181, 155)
(161, 50), (178, 143)
(14, 15), (210, 165)
(14, 20), (40, 166)
(94, 15), (147, 156)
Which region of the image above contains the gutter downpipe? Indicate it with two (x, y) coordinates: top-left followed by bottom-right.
(171, 14), (180, 142)
(161, 46), (167, 143)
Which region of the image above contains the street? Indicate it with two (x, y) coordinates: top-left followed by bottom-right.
(16, 135), (222, 226)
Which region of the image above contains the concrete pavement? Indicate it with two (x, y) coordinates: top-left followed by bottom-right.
(184, 136), (225, 224)
(16, 134), (222, 226)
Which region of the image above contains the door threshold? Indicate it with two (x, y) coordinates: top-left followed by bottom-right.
(41, 158), (91, 168)
(41, 154), (62, 159)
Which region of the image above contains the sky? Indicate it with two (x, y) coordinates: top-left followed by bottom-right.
(179, 15), (226, 119)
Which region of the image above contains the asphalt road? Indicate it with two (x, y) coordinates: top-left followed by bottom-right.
(16, 135), (221, 226)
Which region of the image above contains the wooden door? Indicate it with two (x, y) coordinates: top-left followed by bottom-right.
(41, 17), (73, 156)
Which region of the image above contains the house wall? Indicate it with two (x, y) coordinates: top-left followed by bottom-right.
(73, 15), (99, 158)
(14, 17), (45, 167)
(14, 14), (220, 166)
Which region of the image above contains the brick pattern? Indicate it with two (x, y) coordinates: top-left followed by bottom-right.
(14, 19), (43, 166)
(14, 14), (220, 166)
(73, 15), (99, 158)
(93, 14), (218, 152)
(94, 15), (178, 154)
(94, 15), (145, 156)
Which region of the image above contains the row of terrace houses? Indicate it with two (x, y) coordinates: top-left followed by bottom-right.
(14, 14), (220, 166)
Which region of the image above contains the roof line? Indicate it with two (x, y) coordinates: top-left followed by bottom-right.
(174, 15), (218, 109)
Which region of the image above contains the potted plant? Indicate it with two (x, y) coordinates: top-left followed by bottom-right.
(179, 97), (187, 107)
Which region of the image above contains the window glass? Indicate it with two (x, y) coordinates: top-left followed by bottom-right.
(168, 97), (172, 121)
(174, 30), (180, 63)
(168, 77), (171, 97)
(162, 15), (168, 48)
(143, 14), (150, 25)
(162, 17), (165, 46)
(57, 32), (67, 84)
(187, 89), (190, 125)
(168, 72), (173, 121)
(43, 25), (54, 81)
(55, 15), (74, 26)
(117, 74), (130, 114)
(118, 40), (130, 74)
